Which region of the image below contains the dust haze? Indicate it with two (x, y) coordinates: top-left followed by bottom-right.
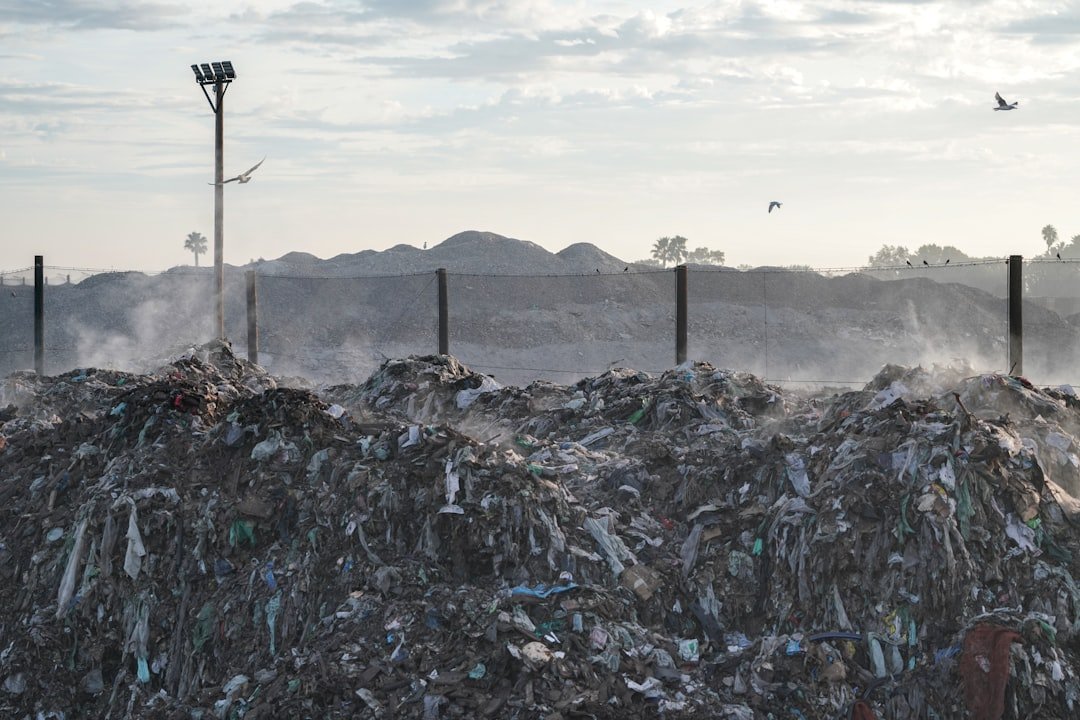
(3, 235), (1080, 392)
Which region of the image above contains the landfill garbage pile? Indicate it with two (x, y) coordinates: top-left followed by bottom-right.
(1, 343), (1079, 719)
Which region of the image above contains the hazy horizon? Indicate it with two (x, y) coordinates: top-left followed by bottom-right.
(3, 1), (1080, 273)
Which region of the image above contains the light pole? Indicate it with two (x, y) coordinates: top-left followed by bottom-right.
(191, 60), (236, 339)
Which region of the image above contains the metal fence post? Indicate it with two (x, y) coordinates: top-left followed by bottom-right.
(1008, 254), (1023, 376)
(34, 255), (44, 375)
(437, 268), (449, 355)
(245, 270), (259, 365)
(676, 264), (688, 365)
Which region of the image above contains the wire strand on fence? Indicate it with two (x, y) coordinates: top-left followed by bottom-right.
(257, 270), (435, 280)
(370, 273), (438, 360)
(451, 268), (672, 278)
(24, 258), (1031, 280)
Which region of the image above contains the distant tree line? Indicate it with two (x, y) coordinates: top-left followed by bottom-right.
(865, 225), (1080, 300)
(641, 236), (726, 267)
(868, 225), (1080, 268)
(1041, 225), (1080, 258)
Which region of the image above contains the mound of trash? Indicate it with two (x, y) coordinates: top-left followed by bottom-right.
(1, 342), (1078, 719)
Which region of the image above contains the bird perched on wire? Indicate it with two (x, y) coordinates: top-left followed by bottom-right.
(623, 266), (628, 272)
(1057, 253), (1063, 261)
(596, 268), (601, 274)
(923, 260), (930, 266)
(210, 157), (265, 185)
(768, 201), (783, 213)
(905, 260), (913, 267)
(994, 92), (1018, 111)
(944, 259), (950, 265)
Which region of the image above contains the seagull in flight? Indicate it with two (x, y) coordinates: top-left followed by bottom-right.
(210, 157), (265, 185)
(768, 201), (783, 213)
(994, 92), (1018, 111)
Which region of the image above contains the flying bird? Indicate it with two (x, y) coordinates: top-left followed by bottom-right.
(994, 92), (1018, 111)
(768, 201), (783, 213)
(210, 157), (265, 185)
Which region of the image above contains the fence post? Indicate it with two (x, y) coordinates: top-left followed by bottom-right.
(437, 268), (449, 355)
(1008, 254), (1023, 376)
(245, 270), (259, 365)
(34, 255), (44, 375)
(676, 264), (688, 365)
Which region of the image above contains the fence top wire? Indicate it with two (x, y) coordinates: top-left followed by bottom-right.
(257, 270), (435, 280)
(782, 258), (1008, 274)
(42, 265), (210, 277)
(450, 268), (672, 278)
(24, 258), (1021, 280)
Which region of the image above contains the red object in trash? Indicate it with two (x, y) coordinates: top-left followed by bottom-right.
(959, 623), (1022, 720)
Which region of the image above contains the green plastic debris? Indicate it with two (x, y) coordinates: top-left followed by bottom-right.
(193, 602), (215, 652)
(752, 537), (764, 556)
(895, 494), (915, 541)
(536, 619), (566, 636)
(287, 678), (301, 693)
(627, 398), (650, 425)
(229, 519), (256, 548)
(526, 464), (543, 475)
(307, 528), (318, 550)
(1039, 620), (1058, 645)
(468, 663), (487, 680)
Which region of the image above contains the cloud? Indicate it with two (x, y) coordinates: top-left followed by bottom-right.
(817, 10), (879, 25)
(0, 0), (184, 30)
(1003, 12), (1080, 43)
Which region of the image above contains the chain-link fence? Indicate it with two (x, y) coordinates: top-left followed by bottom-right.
(6, 257), (1080, 387)
(443, 269), (674, 386)
(690, 260), (1010, 387)
(255, 272), (438, 383)
(1024, 259), (1080, 385)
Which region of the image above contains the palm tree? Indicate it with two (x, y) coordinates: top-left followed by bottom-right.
(1042, 225), (1058, 256)
(667, 235), (689, 265)
(185, 232), (208, 267)
(650, 236), (671, 266)
(651, 236), (691, 266)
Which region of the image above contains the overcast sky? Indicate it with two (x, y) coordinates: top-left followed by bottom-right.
(1, 0), (1079, 272)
